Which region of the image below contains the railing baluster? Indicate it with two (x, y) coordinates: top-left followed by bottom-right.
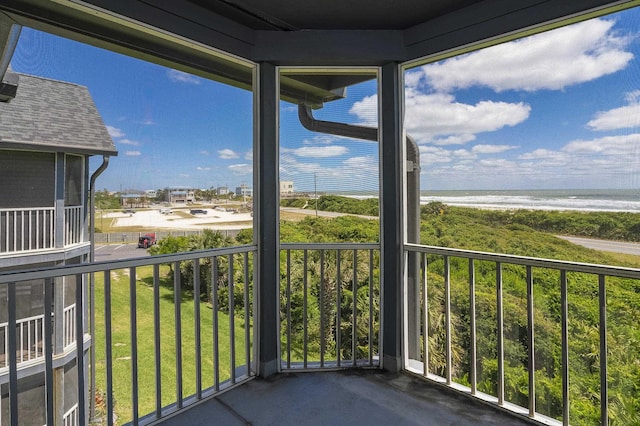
(194, 259), (202, 400)
(561, 270), (570, 426)
(153, 264), (162, 419)
(44, 278), (53, 426)
(244, 252), (251, 377)
(497, 261), (504, 406)
(320, 249), (325, 367)
(212, 257), (220, 391)
(352, 249), (357, 366)
(174, 261), (183, 408)
(76, 273), (86, 426)
(336, 249), (341, 367)
(423, 253), (429, 376)
(129, 268), (138, 425)
(527, 265), (535, 418)
(368, 249), (373, 366)
(303, 249), (308, 368)
(599, 274), (608, 426)
(444, 255), (451, 385)
(105, 270), (114, 426)
(469, 258), (476, 394)
(286, 250), (292, 368)
(8, 282), (18, 426)
(229, 254), (236, 384)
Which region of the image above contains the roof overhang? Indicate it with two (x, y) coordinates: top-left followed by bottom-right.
(0, 0), (638, 107)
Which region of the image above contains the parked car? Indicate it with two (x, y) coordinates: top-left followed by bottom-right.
(190, 209), (207, 215)
(160, 208), (173, 214)
(137, 233), (156, 248)
(123, 208), (135, 214)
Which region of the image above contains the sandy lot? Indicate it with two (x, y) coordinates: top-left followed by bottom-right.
(106, 208), (252, 230)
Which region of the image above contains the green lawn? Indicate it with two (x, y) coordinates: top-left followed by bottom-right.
(93, 265), (251, 424)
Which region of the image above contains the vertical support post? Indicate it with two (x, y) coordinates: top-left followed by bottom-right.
(380, 62), (403, 372)
(255, 62), (280, 377)
(55, 153), (65, 248)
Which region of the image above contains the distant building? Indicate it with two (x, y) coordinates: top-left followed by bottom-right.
(236, 183), (253, 197)
(217, 186), (229, 196)
(0, 70), (117, 424)
(168, 187), (195, 204)
(280, 181), (294, 195)
(145, 189), (157, 198)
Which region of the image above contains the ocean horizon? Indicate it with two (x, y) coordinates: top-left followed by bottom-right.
(336, 189), (640, 213)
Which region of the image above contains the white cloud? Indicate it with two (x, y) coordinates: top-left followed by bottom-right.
(284, 145), (348, 158)
(349, 95), (377, 125)
(405, 92), (531, 144)
(562, 134), (640, 155)
(200, 150), (210, 156)
(412, 18), (632, 93)
(244, 150), (253, 161)
(302, 135), (340, 145)
(106, 125), (124, 138)
(587, 104), (640, 131)
(167, 69), (201, 84)
(218, 149), (239, 159)
(119, 139), (139, 146)
(518, 149), (568, 162)
(125, 151), (141, 156)
(471, 144), (518, 154)
(350, 92), (530, 145)
(196, 166), (211, 171)
(228, 163), (252, 175)
(280, 153), (379, 189)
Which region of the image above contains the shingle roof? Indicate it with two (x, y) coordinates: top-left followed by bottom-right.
(0, 73), (117, 156)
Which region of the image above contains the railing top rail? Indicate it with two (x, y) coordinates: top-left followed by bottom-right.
(0, 244), (257, 283)
(0, 207), (55, 212)
(281, 242), (380, 250)
(405, 243), (640, 279)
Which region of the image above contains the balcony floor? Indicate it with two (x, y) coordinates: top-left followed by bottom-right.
(157, 369), (533, 426)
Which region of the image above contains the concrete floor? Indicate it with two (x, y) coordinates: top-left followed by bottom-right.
(156, 370), (534, 426)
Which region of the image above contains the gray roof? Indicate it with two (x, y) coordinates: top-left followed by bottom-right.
(0, 72), (117, 156)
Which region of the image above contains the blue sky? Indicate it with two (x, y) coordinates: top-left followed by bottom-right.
(9, 7), (640, 192)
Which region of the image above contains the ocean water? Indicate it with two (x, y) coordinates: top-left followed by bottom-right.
(420, 189), (640, 212)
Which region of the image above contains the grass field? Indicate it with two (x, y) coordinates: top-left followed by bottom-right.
(93, 265), (251, 424)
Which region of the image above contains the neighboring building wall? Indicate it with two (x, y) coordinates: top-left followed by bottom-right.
(235, 184), (253, 197)
(168, 188), (195, 204)
(217, 187), (229, 196)
(280, 181), (294, 194)
(0, 72), (116, 425)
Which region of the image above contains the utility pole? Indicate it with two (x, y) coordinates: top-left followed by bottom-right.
(314, 172), (318, 217)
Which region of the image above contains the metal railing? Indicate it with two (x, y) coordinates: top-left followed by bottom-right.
(404, 243), (640, 426)
(63, 304), (76, 349)
(64, 206), (83, 246)
(63, 403), (79, 426)
(280, 243), (380, 370)
(0, 207), (55, 253)
(0, 313), (46, 371)
(0, 206), (87, 254)
(0, 244), (256, 426)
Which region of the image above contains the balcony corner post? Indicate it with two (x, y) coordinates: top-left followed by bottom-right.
(255, 61), (280, 378)
(380, 62), (404, 373)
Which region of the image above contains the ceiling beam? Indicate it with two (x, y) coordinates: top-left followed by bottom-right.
(404, 0), (640, 65)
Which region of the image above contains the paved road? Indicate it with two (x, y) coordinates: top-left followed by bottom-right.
(95, 243), (150, 261)
(281, 207), (377, 220)
(558, 236), (640, 256)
